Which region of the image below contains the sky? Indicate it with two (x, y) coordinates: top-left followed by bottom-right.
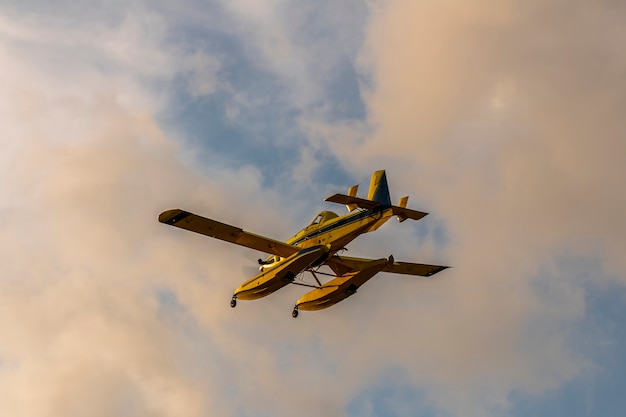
(1, 1), (625, 416)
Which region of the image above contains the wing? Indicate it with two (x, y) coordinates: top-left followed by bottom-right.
(325, 255), (388, 276)
(382, 260), (448, 277)
(159, 209), (300, 258)
(326, 255), (448, 277)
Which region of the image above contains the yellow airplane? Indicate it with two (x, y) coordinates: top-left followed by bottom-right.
(159, 170), (448, 317)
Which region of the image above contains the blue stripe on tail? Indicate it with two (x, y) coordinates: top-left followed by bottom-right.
(367, 170), (392, 207)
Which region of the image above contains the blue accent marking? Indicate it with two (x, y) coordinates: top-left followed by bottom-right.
(297, 245), (324, 255)
(371, 171), (392, 207)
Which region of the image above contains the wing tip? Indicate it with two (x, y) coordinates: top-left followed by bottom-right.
(158, 209), (191, 225)
(425, 265), (450, 277)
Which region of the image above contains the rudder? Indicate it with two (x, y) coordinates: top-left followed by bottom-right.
(367, 170), (392, 207)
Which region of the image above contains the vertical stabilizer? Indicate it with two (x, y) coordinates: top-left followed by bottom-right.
(346, 185), (359, 212)
(396, 196), (409, 222)
(367, 170), (392, 207)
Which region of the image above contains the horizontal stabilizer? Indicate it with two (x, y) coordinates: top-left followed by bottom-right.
(159, 209), (300, 258)
(324, 194), (381, 210)
(391, 206), (428, 222)
(326, 194), (428, 221)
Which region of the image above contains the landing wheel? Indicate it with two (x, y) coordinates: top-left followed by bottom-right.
(292, 307), (299, 318)
(230, 296), (237, 308)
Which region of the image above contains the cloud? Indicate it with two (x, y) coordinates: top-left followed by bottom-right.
(221, 0), (368, 114)
(179, 49), (221, 97)
(0, 4), (363, 416)
(2, 1), (625, 417)
(0, 5), (218, 416)
(309, 0), (626, 413)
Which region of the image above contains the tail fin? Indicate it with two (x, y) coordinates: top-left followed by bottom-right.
(395, 196), (410, 222)
(367, 170), (392, 207)
(346, 185), (359, 212)
(324, 170), (428, 221)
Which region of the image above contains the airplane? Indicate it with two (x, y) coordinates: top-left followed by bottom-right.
(158, 170), (448, 317)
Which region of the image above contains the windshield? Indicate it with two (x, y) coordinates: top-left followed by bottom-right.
(311, 214), (324, 225)
(309, 211), (339, 226)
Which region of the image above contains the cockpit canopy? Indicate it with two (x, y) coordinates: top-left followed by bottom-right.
(309, 211), (339, 226)
(285, 211), (341, 247)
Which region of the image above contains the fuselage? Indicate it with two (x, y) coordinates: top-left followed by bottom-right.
(261, 206), (394, 267)
(290, 207), (394, 251)
(233, 207), (395, 300)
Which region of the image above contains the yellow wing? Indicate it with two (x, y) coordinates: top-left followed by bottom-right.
(326, 255), (448, 277)
(159, 209), (300, 258)
(382, 259), (448, 276)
